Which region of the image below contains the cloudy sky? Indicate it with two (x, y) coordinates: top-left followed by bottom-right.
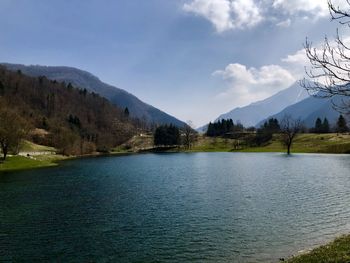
(0, 0), (347, 126)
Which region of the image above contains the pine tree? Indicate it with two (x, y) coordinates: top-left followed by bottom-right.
(322, 118), (330, 133)
(337, 115), (349, 133)
(124, 107), (130, 118)
(314, 118), (323, 133)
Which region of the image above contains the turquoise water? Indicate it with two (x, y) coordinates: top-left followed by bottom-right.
(0, 153), (350, 262)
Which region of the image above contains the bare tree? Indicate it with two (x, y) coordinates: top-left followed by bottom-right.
(0, 106), (28, 161)
(302, 0), (350, 112)
(183, 120), (197, 150)
(280, 115), (302, 155)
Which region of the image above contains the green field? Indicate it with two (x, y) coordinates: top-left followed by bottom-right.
(190, 133), (350, 154)
(0, 154), (66, 172)
(286, 235), (350, 263)
(20, 140), (56, 152)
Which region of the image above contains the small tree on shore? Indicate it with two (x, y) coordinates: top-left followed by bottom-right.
(0, 107), (28, 160)
(183, 120), (197, 149)
(280, 115), (302, 155)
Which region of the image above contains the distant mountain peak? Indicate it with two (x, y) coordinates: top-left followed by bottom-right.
(215, 81), (309, 127)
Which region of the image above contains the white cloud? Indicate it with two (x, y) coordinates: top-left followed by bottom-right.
(276, 18), (291, 27)
(282, 49), (307, 65)
(183, 0), (350, 31)
(272, 0), (329, 17)
(282, 35), (350, 85)
(183, 0), (263, 32)
(213, 63), (296, 106)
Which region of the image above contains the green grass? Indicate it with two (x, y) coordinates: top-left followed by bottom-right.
(119, 133), (350, 154)
(189, 137), (238, 152)
(20, 140), (56, 152)
(242, 133), (350, 154)
(189, 133), (350, 154)
(0, 154), (67, 173)
(286, 235), (350, 263)
(0, 156), (55, 172)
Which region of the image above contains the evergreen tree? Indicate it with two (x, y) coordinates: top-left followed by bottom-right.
(322, 118), (330, 133)
(154, 124), (180, 146)
(337, 115), (349, 133)
(206, 119), (236, 137)
(124, 107), (130, 118)
(0, 80), (4, 95)
(314, 117), (323, 133)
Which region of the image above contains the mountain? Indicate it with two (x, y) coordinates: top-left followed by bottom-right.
(199, 82), (309, 131)
(0, 65), (135, 155)
(258, 95), (346, 128)
(1, 63), (185, 127)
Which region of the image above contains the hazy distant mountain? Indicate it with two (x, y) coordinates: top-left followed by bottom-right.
(2, 63), (185, 127)
(258, 95), (346, 128)
(214, 82), (309, 128)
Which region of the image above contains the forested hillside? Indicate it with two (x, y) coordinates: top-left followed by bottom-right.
(2, 63), (186, 127)
(0, 66), (136, 155)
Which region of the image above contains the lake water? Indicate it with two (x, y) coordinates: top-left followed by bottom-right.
(1, 153), (350, 262)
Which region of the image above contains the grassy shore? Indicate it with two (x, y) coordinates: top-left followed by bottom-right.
(0, 154), (66, 172)
(1, 133), (349, 172)
(189, 133), (350, 154)
(286, 235), (350, 263)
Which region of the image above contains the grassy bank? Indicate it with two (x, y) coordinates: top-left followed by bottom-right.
(0, 154), (66, 172)
(242, 133), (350, 154)
(189, 133), (350, 154)
(2, 133), (349, 172)
(286, 235), (350, 263)
(115, 133), (350, 154)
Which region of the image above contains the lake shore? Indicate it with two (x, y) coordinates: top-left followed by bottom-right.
(285, 234), (350, 262)
(1, 133), (350, 173)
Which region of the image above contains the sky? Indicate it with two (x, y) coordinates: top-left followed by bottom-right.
(0, 0), (347, 127)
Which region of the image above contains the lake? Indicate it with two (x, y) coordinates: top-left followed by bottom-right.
(1, 153), (350, 262)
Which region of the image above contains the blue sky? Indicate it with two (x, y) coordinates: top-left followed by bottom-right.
(0, 0), (345, 127)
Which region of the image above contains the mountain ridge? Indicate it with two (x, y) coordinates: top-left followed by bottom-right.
(215, 82), (309, 127)
(1, 63), (186, 127)
(257, 95), (346, 128)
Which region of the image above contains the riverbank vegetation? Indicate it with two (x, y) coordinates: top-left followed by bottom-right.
(286, 235), (350, 263)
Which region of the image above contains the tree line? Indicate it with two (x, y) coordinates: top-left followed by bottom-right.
(153, 123), (197, 149)
(204, 114), (348, 154)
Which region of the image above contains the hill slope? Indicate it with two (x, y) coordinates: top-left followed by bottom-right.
(0, 65), (135, 155)
(2, 63), (185, 127)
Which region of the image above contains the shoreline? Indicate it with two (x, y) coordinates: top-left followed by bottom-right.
(1, 148), (349, 173)
(285, 234), (350, 262)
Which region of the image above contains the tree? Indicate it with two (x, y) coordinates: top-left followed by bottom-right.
(183, 120), (197, 149)
(337, 114), (349, 133)
(263, 118), (280, 133)
(206, 119), (236, 137)
(314, 117), (323, 133)
(124, 107), (130, 118)
(252, 118), (280, 146)
(280, 115), (302, 155)
(154, 124), (180, 146)
(322, 118), (330, 133)
(0, 106), (28, 160)
(302, 0), (350, 112)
